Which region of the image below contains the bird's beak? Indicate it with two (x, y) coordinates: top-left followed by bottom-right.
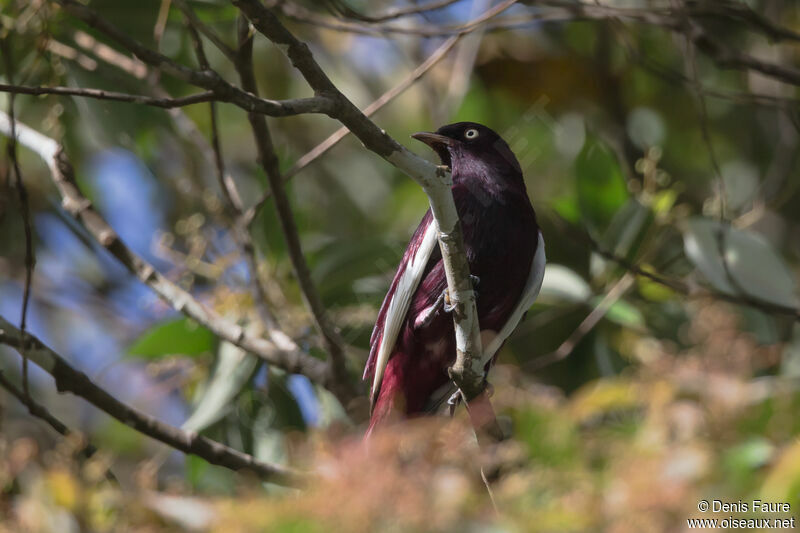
(411, 131), (453, 148)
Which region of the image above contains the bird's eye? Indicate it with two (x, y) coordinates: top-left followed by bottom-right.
(464, 128), (479, 139)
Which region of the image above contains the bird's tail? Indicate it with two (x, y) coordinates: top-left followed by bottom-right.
(364, 379), (404, 438)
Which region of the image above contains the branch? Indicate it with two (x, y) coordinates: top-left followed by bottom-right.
(234, 17), (355, 399)
(0, 83), (217, 108)
(241, 34), (461, 227)
(562, 220), (800, 322)
(174, 0), (237, 62)
(53, 0), (336, 117)
(2, 38), (35, 397)
(274, 0), (800, 43)
(0, 370), (105, 466)
(234, 0), (486, 401)
(323, 0), (460, 23)
(0, 316), (306, 486)
(527, 273), (635, 371)
(271, 0), (519, 37)
(182, 11), (354, 403)
(0, 113), (335, 388)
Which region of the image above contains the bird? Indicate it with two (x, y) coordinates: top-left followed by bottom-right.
(363, 122), (545, 435)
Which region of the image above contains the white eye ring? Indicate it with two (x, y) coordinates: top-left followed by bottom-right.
(464, 128), (479, 139)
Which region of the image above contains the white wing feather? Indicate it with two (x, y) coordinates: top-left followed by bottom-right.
(370, 221), (439, 403)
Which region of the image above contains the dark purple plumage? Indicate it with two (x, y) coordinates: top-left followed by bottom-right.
(364, 122), (543, 434)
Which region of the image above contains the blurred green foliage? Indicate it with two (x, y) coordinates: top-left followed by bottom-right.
(1, 0), (799, 531)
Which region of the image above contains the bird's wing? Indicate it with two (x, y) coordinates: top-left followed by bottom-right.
(367, 216), (439, 407)
(481, 230), (546, 365)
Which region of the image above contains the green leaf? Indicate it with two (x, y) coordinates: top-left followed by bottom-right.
(310, 237), (398, 305)
(314, 386), (350, 428)
(601, 199), (653, 259)
(181, 340), (259, 434)
(637, 273), (677, 302)
(128, 317), (215, 359)
(253, 404), (291, 495)
(575, 138), (629, 232)
(781, 325), (800, 378)
(551, 194), (581, 224)
(539, 264), (593, 303)
(683, 217), (799, 308)
(725, 437), (774, 473)
(595, 298), (645, 328)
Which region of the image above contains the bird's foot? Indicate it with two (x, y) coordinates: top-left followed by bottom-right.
(416, 289), (450, 329)
(447, 389), (463, 417)
(437, 277), (479, 321)
(442, 289), (456, 313)
(420, 278), (478, 328)
(447, 382), (493, 416)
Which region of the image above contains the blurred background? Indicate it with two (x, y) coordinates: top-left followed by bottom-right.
(0, 0), (799, 531)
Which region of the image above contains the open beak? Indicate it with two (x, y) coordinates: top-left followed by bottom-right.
(411, 131), (453, 148)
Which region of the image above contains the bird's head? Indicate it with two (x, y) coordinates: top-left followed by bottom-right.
(411, 122), (522, 178)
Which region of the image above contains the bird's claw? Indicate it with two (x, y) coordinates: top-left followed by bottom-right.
(447, 390), (463, 406)
(417, 288), (451, 328)
(439, 277), (478, 318)
(442, 289), (456, 313)
(447, 381), (493, 416)
(447, 389), (463, 417)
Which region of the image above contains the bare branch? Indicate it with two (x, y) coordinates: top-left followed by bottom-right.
(527, 274), (635, 371)
(234, 0), (486, 402)
(0, 113), (335, 388)
(562, 220), (800, 322)
(2, 38), (35, 398)
(181, 11), (346, 404)
(323, 0), (460, 23)
(273, 0), (800, 43)
(174, 0), (237, 62)
(0, 316), (306, 486)
(53, 0), (335, 117)
(242, 32), (460, 229)
(271, 0), (519, 37)
(234, 16), (355, 399)
(0, 83), (218, 108)
(0, 370), (102, 464)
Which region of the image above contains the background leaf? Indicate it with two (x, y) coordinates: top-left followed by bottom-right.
(683, 217), (800, 308)
(181, 340), (259, 434)
(128, 317), (216, 359)
(575, 137), (629, 233)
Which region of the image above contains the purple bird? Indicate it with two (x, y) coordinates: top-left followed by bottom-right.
(363, 122), (546, 435)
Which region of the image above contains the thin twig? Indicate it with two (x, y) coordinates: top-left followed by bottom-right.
(0, 370), (117, 483)
(0, 83), (218, 108)
(53, 0), (336, 117)
(0, 113), (334, 387)
(0, 316), (306, 486)
(527, 274), (635, 371)
(2, 38), (35, 398)
(440, 0), (489, 121)
(153, 0), (172, 49)
(181, 10), (339, 402)
(273, 0), (519, 37)
(324, 0), (460, 23)
(234, 15), (354, 397)
(241, 34), (461, 226)
(235, 0), (494, 410)
(676, 6), (727, 220)
(557, 217), (800, 321)
(174, 0), (237, 62)
(273, 0), (800, 43)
